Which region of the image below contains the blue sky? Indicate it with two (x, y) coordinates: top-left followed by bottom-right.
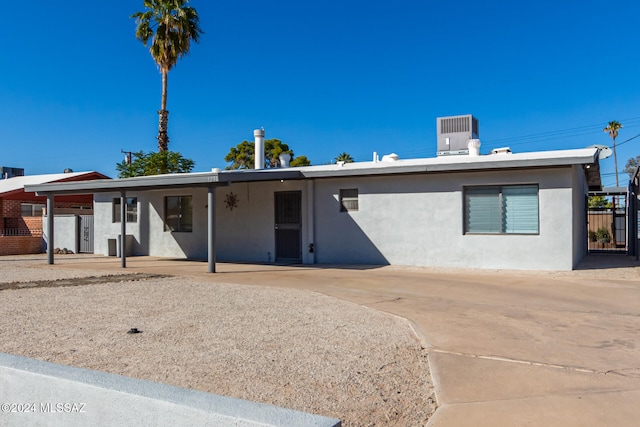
(1, 1), (639, 187)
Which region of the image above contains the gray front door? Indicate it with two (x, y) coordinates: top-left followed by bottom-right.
(78, 215), (94, 253)
(274, 191), (302, 262)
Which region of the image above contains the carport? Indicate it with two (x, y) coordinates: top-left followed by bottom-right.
(25, 170), (303, 273)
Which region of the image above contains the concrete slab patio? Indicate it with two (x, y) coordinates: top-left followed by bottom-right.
(14, 254), (640, 426)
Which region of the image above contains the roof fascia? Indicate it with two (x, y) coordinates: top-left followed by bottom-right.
(26, 170), (304, 196)
(301, 153), (599, 179)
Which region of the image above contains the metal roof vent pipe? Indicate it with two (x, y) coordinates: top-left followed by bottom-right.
(468, 139), (481, 156)
(254, 128), (265, 170)
(279, 153), (291, 168)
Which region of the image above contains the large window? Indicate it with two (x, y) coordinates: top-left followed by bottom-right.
(165, 196), (193, 232)
(465, 185), (539, 234)
(340, 189), (359, 212)
(113, 197), (138, 223)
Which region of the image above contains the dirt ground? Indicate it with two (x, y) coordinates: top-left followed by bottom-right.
(0, 263), (437, 426)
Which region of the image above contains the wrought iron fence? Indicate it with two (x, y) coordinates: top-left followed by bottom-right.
(0, 228), (43, 237)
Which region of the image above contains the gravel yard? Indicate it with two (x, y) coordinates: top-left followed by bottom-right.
(0, 257), (436, 426)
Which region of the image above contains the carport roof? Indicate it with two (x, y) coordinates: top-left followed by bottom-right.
(25, 147), (601, 195)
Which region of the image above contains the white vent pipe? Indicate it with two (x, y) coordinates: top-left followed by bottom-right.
(467, 139), (481, 156)
(279, 153), (291, 168)
(254, 128), (265, 170)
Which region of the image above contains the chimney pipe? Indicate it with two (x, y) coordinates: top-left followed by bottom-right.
(254, 128), (265, 170)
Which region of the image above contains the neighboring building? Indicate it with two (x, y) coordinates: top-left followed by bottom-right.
(0, 166), (25, 179)
(27, 146), (601, 271)
(0, 171), (109, 255)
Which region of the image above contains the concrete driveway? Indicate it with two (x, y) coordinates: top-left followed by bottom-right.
(43, 254), (640, 426)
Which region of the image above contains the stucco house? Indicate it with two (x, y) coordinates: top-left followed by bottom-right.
(26, 144), (601, 271)
(0, 170), (108, 255)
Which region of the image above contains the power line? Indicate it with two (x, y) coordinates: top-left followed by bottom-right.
(483, 116), (640, 148)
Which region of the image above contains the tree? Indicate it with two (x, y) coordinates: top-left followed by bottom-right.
(290, 155), (311, 167)
(604, 120), (623, 186)
(132, 0), (203, 152)
(624, 155), (640, 178)
(335, 152), (354, 163)
(116, 151), (195, 178)
(224, 139), (311, 170)
(588, 195), (612, 209)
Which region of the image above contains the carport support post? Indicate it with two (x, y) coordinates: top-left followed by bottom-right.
(46, 194), (54, 265)
(208, 187), (216, 273)
(120, 190), (127, 269)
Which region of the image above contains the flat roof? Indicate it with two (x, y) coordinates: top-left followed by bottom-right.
(25, 148), (601, 195)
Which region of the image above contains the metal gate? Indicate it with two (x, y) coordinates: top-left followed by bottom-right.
(78, 215), (94, 253)
(274, 191), (302, 262)
(587, 191), (627, 253)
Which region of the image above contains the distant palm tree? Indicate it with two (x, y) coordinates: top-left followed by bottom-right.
(604, 120), (623, 186)
(335, 152), (354, 163)
(132, 0), (203, 152)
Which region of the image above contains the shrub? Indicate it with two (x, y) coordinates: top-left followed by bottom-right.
(596, 227), (611, 243)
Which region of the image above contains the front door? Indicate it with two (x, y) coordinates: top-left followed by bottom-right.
(78, 215), (94, 253)
(274, 191), (302, 262)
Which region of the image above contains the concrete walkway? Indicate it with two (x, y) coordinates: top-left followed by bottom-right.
(42, 255), (640, 426)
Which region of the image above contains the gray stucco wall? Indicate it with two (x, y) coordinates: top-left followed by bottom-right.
(215, 180), (314, 264)
(91, 165), (586, 270)
(313, 167), (578, 270)
(571, 165), (588, 268)
(94, 189), (209, 259)
(43, 215), (78, 253)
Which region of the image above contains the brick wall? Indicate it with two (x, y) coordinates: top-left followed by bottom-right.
(1, 200), (91, 236)
(0, 236), (43, 255)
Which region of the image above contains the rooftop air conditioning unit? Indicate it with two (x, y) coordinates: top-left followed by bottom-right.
(436, 115), (479, 156)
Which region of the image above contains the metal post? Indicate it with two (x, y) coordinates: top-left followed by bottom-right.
(208, 187), (216, 273)
(120, 190), (127, 269)
(46, 194), (54, 265)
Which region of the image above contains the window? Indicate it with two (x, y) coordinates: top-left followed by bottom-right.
(340, 189), (359, 212)
(21, 203), (45, 217)
(113, 197), (138, 223)
(465, 185), (539, 234)
(165, 196), (193, 232)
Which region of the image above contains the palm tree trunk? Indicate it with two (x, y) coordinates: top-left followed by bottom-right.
(613, 136), (619, 187)
(157, 70), (169, 152)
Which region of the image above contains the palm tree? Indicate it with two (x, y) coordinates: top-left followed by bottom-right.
(604, 120), (623, 186)
(132, 0), (203, 152)
(335, 152), (354, 163)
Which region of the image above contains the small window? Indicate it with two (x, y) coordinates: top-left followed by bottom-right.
(465, 185), (539, 234)
(113, 197), (138, 223)
(340, 189), (359, 212)
(165, 196), (193, 232)
(21, 203), (45, 217)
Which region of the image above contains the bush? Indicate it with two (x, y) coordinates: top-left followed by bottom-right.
(588, 230), (598, 242)
(596, 227), (611, 243)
